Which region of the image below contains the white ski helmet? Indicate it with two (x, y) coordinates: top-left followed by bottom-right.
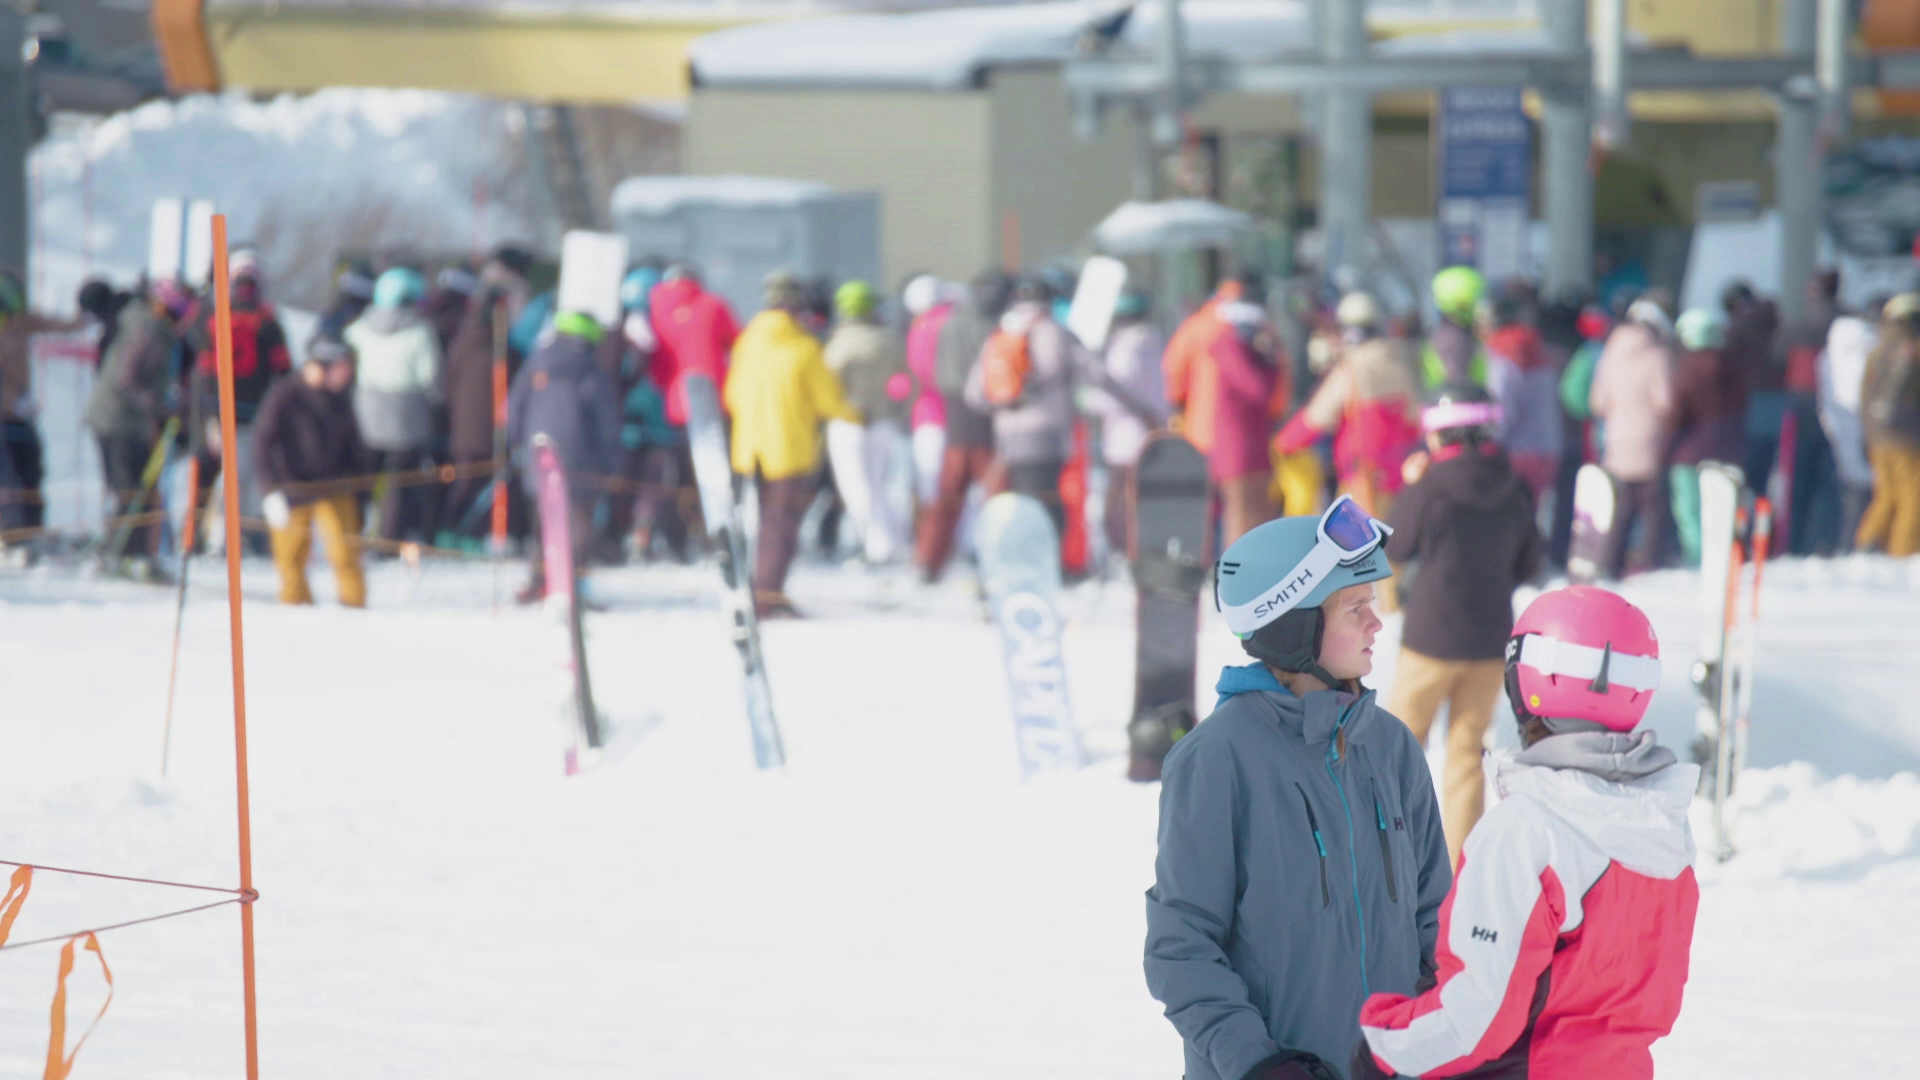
(1336, 291), (1382, 330)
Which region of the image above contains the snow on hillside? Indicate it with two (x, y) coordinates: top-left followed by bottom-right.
(0, 556), (1915, 1077)
(28, 90), (540, 313)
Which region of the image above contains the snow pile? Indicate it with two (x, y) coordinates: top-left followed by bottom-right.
(1707, 764), (1920, 881)
(689, 0), (1313, 89)
(29, 90), (540, 313)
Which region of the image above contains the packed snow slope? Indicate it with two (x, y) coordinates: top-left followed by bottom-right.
(0, 555), (1916, 1078)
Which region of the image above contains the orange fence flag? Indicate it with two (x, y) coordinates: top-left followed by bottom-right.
(44, 932), (114, 1080)
(0, 864), (30, 945)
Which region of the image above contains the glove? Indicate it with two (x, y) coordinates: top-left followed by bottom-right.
(1349, 1040), (1400, 1080)
(262, 491), (291, 531)
(1243, 1051), (1339, 1080)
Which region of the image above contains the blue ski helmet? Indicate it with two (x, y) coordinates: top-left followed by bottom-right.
(621, 267), (661, 313)
(1215, 514), (1392, 684)
(372, 267), (426, 310)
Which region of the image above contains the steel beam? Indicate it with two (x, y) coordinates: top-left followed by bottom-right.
(1545, 0), (1594, 295)
(1779, 0), (1819, 324)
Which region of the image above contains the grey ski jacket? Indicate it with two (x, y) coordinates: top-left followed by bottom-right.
(1146, 665), (1451, 1080)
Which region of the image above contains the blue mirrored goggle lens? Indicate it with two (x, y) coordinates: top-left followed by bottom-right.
(1322, 498), (1379, 552)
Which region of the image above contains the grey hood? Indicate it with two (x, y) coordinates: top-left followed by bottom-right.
(1511, 730), (1677, 783)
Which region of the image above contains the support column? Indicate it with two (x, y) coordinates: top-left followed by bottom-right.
(0, 7), (30, 282)
(1544, 0), (1594, 296)
(1154, 0), (1186, 148)
(1778, 0), (1820, 323)
(1318, 0), (1371, 280)
(1132, 103), (1160, 201)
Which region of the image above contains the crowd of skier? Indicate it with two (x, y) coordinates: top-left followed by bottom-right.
(2, 241), (1917, 620)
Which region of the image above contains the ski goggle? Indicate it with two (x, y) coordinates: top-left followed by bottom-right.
(1219, 494), (1390, 635)
(1421, 400), (1503, 434)
(1513, 634), (1661, 692)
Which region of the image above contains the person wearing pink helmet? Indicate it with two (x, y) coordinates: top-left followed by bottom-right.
(1353, 586), (1699, 1080)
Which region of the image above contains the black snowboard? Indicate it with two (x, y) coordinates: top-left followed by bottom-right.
(1127, 433), (1211, 782)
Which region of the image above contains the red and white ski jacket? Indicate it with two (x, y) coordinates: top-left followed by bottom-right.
(1358, 738), (1700, 1078)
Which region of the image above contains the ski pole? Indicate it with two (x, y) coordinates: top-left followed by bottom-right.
(491, 300), (509, 613)
(160, 456), (201, 777)
(1735, 499), (1773, 780)
(1712, 527), (1745, 863)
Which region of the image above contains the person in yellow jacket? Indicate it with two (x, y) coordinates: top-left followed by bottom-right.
(725, 271), (862, 618)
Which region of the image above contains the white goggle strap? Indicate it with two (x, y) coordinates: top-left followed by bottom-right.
(1220, 538), (1345, 636)
(1516, 634), (1661, 692)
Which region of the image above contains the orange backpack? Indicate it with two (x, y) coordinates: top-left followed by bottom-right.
(981, 329), (1031, 407)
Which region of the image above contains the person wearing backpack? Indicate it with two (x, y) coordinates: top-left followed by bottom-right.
(1205, 271), (1291, 544)
(964, 276), (1079, 539)
(916, 269), (1010, 581)
(1859, 296), (1920, 556)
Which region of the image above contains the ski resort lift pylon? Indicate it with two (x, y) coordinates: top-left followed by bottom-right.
(1064, 0), (1912, 318)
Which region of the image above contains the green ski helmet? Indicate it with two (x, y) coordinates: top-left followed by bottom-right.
(1431, 266), (1487, 321)
(1215, 510), (1393, 687)
(835, 279), (879, 319)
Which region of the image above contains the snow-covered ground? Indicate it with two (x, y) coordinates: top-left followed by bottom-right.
(1, 554), (1916, 1078)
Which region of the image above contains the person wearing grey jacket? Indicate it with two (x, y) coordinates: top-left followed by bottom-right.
(1148, 510), (1451, 1080)
(964, 277), (1080, 538)
(346, 268), (443, 544)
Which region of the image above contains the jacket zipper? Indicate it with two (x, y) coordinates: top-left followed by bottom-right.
(1326, 697), (1370, 995)
(1372, 782), (1400, 903)
(1295, 784), (1332, 908)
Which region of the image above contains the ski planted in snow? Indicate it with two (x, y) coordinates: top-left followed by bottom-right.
(1125, 433), (1210, 782)
(977, 492), (1085, 780)
(531, 434), (604, 775)
(683, 372), (785, 770)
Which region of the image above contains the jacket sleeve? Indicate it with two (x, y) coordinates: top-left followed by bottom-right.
(1585, 339), (1614, 421)
(251, 386), (289, 492)
(1272, 366), (1350, 456)
(1383, 479), (1426, 566)
(963, 340), (990, 413)
(804, 343), (862, 425)
(261, 315), (292, 375)
(1359, 810), (1562, 1078)
(1144, 739), (1283, 1080)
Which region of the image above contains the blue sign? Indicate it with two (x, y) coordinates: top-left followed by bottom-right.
(1438, 87), (1533, 277)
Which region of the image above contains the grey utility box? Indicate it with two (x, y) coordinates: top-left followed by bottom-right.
(610, 175), (882, 319)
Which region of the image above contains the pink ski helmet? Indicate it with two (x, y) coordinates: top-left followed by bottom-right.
(1506, 586), (1661, 732)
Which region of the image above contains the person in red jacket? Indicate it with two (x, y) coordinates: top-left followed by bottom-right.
(649, 264), (739, 428)
(1206, 271), (1291, 545)
(1353, 586), (1699, 1080)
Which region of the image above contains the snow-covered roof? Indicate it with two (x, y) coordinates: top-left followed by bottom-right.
(1092, 198), (1252, 254)
(689, 0), (1312, 90)
(611, 174), (846, 216)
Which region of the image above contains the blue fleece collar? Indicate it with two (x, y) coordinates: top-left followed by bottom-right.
(1214, 662), (1290, 709)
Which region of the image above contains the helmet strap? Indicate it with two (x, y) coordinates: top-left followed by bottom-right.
(1243, 609), (1343, 692)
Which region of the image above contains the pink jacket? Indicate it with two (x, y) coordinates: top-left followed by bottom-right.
(1588, 323), (1676, 482)
(1361, 744), (1699, 1079)
(905, 303), (952, 430)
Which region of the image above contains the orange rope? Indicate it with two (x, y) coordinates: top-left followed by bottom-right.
(212, 215), (263, 1080)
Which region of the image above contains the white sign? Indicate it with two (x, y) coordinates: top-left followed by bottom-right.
(1066, 255), (1128, 351)
(147, 199), (185, 282)
(557, 230), (631, 329)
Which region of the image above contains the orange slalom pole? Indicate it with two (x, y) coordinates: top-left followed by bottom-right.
(210, 215), (262, 1080)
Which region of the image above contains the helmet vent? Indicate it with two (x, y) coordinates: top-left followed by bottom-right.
(1588, 642), (1613, 694)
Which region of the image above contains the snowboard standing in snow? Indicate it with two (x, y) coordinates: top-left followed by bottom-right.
(531, 435), (604, 775)
(1126, 433), (1210, 782)
(976, 492), (1085, 780)
(1566, 463), (1614, 584)
(683, 372), (786, 770)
